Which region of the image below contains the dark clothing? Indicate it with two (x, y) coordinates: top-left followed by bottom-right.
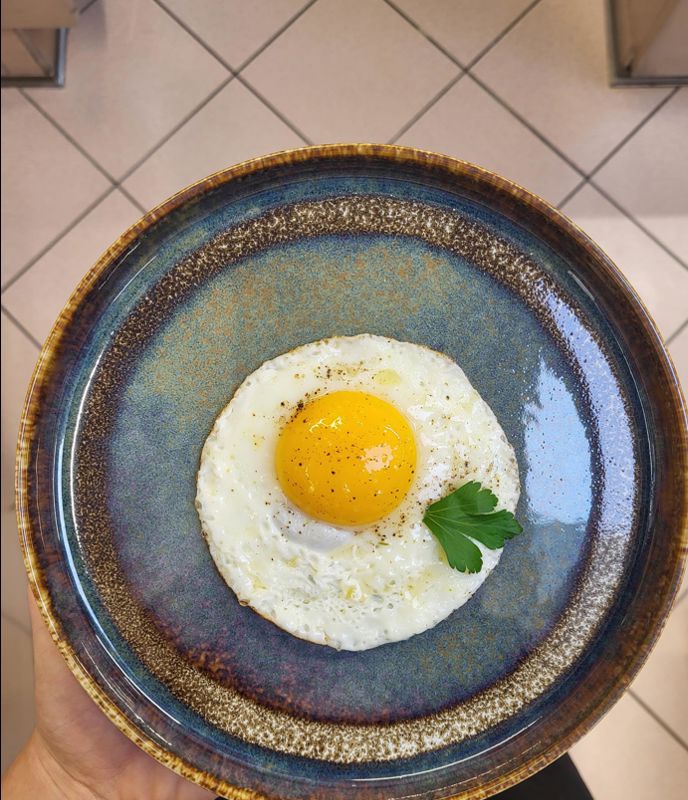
(495, 755), (593, 799)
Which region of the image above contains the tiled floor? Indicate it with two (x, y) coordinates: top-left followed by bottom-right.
(1, 0), (686, 794)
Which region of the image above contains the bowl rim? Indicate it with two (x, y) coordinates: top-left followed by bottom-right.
(15, 143), (688, 800)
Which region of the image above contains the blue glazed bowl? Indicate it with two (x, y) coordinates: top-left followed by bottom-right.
(17, 145), (687, 799)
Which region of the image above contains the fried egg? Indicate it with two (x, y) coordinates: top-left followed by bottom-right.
(196, 335), (519, 651)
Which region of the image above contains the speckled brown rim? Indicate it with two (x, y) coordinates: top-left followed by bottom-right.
(16, 144), (688, 800)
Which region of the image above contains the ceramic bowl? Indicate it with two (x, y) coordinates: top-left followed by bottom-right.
(17, 145), (687, 799)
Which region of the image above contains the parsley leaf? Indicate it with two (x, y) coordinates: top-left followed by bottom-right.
(423, 481), (522, 574)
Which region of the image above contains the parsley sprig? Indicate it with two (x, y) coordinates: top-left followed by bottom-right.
(423, 481), (522, 573)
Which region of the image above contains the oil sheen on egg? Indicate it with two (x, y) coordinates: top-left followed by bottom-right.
(196, 335), (520, 651)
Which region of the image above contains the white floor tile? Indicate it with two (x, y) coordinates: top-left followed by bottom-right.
(161, 0), (309, 69)
(631, 600), (688, 742)
(242, 0), (458, 143)
(473, 0), (671, 172)
(594, 90), (688, 262)
(398, 74), (580, 205)
(561, 185), (688, 340)
(392, 0), (534, 65)
(1, 90), (110, 285)
(1, 616), (35, 775)
(1, 318), (39, 631)
(27, 0), (228, 179)
(123, 79), (304, 210)
(669, 324), (688, 406)
(571, 693), (688, 800)
(678, 564), (688, 605)
(2, 191), (141, 344)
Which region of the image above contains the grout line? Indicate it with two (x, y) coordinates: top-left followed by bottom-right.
(234, 74), (312, 144)
(152, 0), (235, 73)
(389, 71), (464, 142)
(584, 87), (680, 183)
(1, 610), (32, 640)
(589, 178), (688, 269)
(19, 90), (119, 185)
(22, 75), (230, 210)
(666, 316), (688, 346)
(152, 0), (310, 145)
(628, 690), (688, 752)
(382, 2), (568, 184)
(382, 0), (467, 69)
(116, 184), (147, 215)
(235, 0), (319, 73)
(560, 76), (674, 212)
(115, 74), (235, 186)
(385, 0), (544, 145)
(465, 0), (543, 70)
(557, 178), (588, 209)
(1, 305), (42, 349)
(465, 72), (586, 178)
(558, 183), (687, 276)
(79, 0), (100, 15)
(0, 186), (116, 295)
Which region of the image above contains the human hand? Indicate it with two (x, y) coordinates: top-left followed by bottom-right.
(2, 590), (214, 799)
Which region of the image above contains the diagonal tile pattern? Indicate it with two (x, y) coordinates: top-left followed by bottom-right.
(2, 0), (687, 795)
(26, 0), (229, 179)
(159, 0), (310, 70)
(242, 0), (459, 143)
(594, 89), (688, 262)
(473, 0), (672, 172)
(3, 191), (142, 343)
(391, 0), (534, 65)
(1, 90), (111, 285)
(122, 79), (305, 209)
(630, 599), (688, 743)
(570, 693), (688, 799)
(398, 73), (580, 205)
(560, 185), (688, 340)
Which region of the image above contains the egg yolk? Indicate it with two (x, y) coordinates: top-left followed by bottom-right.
(275, 391), (417, 526)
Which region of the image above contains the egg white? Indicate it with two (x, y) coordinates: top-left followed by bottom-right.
(196, 335), (520, 651)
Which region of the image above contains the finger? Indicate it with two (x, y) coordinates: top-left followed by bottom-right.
(27, 590), (215, 798)
(27, 587), (73, 683)
(26, 586), (95, 724)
